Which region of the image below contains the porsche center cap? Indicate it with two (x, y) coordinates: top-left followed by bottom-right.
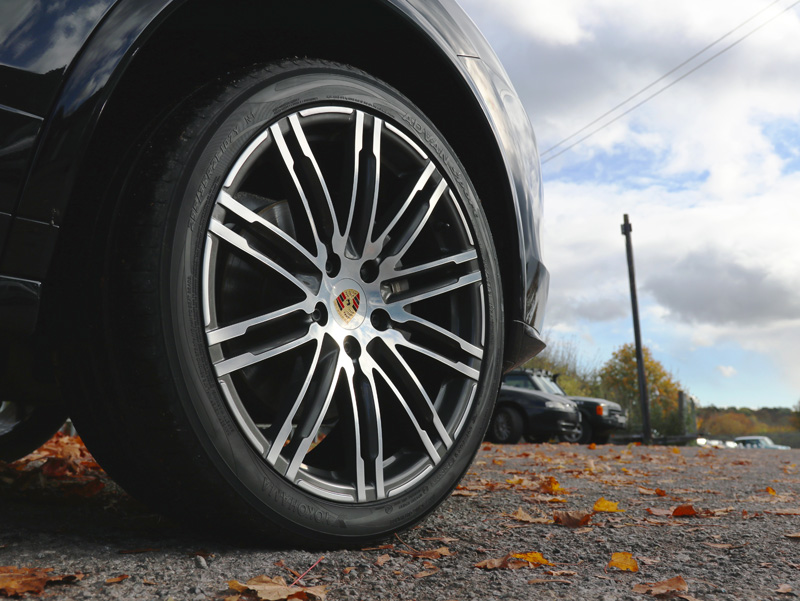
(331, 280), (365, 330)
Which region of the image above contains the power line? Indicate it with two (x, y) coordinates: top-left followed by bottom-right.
(541, 0), (800, 164)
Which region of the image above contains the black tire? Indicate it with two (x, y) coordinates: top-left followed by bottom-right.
(559, 418), (592, 444)
(593, 433), (611, 445)
(523, 433), (548, 443)
(64, 61), (503, 545)
(0, 401), (66, 462)
(488, 406), (523, 444)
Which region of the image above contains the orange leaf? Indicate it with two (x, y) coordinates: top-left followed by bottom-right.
(553, 510), (593, 528)
(588, 443), (597, 450)
(656, 488), (667, 497)
(105, 575), (130, 584)
(593, 497), (624, 513)
(414, 562), (440, 579)
(540, 476), (563, 495)
(0, 567), (67, 596)
(785, 532), (800, 539)
(608, 552), (639, 572)
(511, 552), (551, 566)
(766, 486), (777, 496)
(375, 554), (392, 567)
(633, 575), (689, 595)
(671, 447), (681, 454)
(672, 505), (698, 517)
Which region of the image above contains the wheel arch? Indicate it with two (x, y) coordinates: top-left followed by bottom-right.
(35, 0), (533, 365)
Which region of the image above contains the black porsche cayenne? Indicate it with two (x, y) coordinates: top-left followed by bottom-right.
(0, 0), (549, 545)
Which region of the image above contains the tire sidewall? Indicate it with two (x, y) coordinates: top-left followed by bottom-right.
(162, 64), (503, 541)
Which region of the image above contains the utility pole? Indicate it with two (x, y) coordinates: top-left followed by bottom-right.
(621, 214), (652, 445)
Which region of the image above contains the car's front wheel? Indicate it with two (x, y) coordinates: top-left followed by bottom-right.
(65, 61), (503, 544)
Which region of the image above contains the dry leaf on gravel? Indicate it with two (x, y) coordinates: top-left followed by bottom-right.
(413, 562), (440, 579)
(646, 508), (673, 517)
(608, 552), (639, 572)
(0, 566), (84, 597)
(784, 532), (800, 539)
(633, 575), (688, 596)
(672, 505), (698, 517)
(374, 555), (392, 567)
(507, 507), (552, 524)
(228, 576), (326, 601)
(553, 510), (592, 528)
(593, 497), (624, 513)
(475, 552), (550, 570)
(775, 584), (794, 594)
(105, 575), (130, 584)
(511, 552), (551, 566)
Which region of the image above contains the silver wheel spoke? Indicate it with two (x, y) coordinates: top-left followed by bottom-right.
(212, 326), (319, 377)
(386, 269), (482, 307)
(206, 299), (312, 346)
(270, 123), (327, 258)
(381, 178), (448, 269)
(285, 356), (342, 481)
(383, 328), (480, 382)
(266, 340), (323, 465)
(368, 161), (436, 258)
(388, 308), (483, 360)
(208, 219), (315, 296)
(370, 362), (442, 464)
(218, 190), (318, 266)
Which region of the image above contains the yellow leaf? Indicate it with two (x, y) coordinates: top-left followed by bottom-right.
(593, 497), (624, 513)
(608, 552), (639, 572)
(671, 447), (681, 454)
(767, 486), (777, 496)
(511, 552), (552, 566)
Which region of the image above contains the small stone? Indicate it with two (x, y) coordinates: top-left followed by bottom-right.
(194, 556), (208, 569)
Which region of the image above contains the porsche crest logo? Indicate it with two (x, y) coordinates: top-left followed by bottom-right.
(334, 289), (361, 324)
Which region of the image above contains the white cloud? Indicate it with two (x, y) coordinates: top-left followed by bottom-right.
(717, 365), (737, 378)
(459, 0), (800, 406)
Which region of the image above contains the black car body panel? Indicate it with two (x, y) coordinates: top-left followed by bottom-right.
(569, 395), (628, 434)
(495, 384), (581, 441)
(0, 0), (548, 362)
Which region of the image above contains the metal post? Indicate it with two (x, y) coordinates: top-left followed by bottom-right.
(621, 214), (652, 445)
(678, 391), (686, 435)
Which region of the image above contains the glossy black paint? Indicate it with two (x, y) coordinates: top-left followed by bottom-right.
(0, 0), (548, 368)
(494, 385), (581, 442)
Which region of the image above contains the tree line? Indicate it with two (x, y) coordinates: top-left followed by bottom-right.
(524, 339), (800, 445)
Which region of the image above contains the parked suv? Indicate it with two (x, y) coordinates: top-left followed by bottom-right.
(503, 369), (626, 444)
(488, 381), (581, 444)
(0, 1), (548, 545)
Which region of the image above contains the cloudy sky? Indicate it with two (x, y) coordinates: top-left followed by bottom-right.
(458, 0), (800, 409)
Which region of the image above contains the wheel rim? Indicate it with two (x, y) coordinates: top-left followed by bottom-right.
(493, 411), (512, 441)
(561, 422), (582, 443)
(201, 106), (487, 503)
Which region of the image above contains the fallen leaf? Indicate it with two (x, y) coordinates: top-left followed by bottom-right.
(105, 575), (130, 584)
(374, 554), (391, 567)
(785, 532), (800, 539)
(342, 567), (355, 575)
(508, 507), (551, 524)
(633, 575), (688, 596)
(511, 552), (552, 566)
(588, 443), (597, 450)
(0, 567), (83, 597)
(593, 498), (624, 513)
(540, 476), (564, 495)
(545, 570), (578, 577)
(646, 508), (673, 517)
(553, 510), (593, 528)
(608, 552), (639, 572)
(528, 578), (572, 585)
(228, 576), (327, 601)
(672, 505), (698, 517)
(775, 584), (793, 594)
(671, 447), (681, 454)
(766, 486), (777, 496)
(656, 489), (667, 497)
(475, 554), (529, 570)
(414, 561), (440, 579)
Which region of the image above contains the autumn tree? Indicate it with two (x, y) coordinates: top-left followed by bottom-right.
(524, 336), (599, 397)
(598, 344), (684, 436)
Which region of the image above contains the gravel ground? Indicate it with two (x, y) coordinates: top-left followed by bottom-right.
(2, 440), (799, 600)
